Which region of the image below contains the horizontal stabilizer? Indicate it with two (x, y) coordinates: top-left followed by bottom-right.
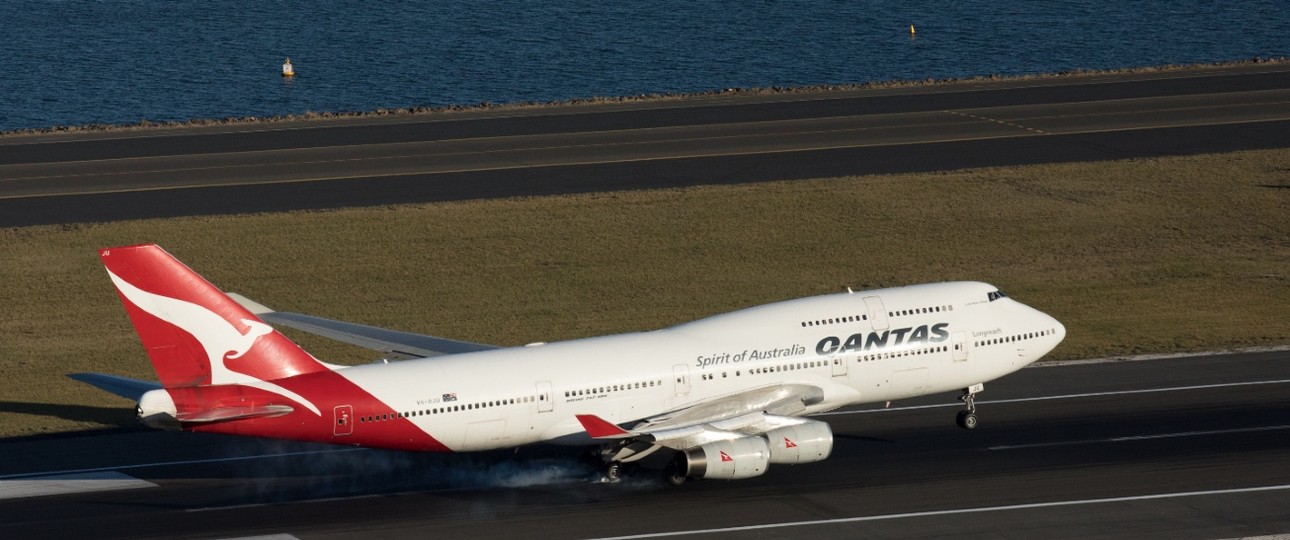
(68, 373), (161, 401)
(176, 404), (294, 423)
(227, 293), (498, 358)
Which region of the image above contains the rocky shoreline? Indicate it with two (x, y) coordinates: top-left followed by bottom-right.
(3, 57), (1284, 138)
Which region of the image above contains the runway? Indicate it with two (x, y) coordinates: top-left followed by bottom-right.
(2, 63), (1290, 227)
(3, 350), (1287, 539)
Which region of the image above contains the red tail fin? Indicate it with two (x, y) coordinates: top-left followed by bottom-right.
(100, 244), (328, 389)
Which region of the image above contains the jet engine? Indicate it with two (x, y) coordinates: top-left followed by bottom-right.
(680, 435), (771, 480)
(764, 419), (833, 464)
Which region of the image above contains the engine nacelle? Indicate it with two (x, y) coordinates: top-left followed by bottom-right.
(764, 419), (833, 464)
(682, 436), (771, 480)
(137, 388), (180, 430)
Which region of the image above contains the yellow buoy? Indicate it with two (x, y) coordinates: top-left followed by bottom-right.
(282, 57), (295, 77)
(910, 24), (916, 35)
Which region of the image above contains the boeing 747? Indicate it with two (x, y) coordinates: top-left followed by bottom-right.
(74, 244), (1065, 484)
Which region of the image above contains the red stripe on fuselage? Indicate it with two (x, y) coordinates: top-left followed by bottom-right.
(183, 368), (451, 452)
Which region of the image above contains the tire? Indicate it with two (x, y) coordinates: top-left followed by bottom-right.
(962, 413), (978, 430)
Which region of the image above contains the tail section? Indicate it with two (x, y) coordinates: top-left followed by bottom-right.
(100, 244), (329, 413)
(87, 244), (451, 451)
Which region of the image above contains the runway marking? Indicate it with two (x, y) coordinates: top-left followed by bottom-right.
(988, 424), (1290, 450)
(6, 86), (1287, 175)
(0, 111), (970, 183)
(3, 116), (1288, 200)
(186, 493), (386, 513)
(0, 471), (157, 500)
(813, 378), (1290, 416)
(580, 484), (1290, 540)
(946, 110), (1049, 134)
(0, 447), (366, 481)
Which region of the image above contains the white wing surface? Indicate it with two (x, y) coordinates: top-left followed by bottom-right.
(578, 383), (826, 449)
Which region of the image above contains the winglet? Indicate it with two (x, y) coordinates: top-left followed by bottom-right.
(575, 414), (631, 438)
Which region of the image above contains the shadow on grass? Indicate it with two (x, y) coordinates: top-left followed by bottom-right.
(0, 401), (135, 429)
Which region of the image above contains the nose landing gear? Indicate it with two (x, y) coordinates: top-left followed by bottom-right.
(956, 383), (983, 430)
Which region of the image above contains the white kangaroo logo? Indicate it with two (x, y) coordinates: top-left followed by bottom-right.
(107, 269), (322, 416)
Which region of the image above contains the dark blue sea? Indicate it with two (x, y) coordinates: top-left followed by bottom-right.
(2, 1), (1285, 132)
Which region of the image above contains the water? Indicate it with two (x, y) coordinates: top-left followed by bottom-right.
(1, 1), (1285, 132)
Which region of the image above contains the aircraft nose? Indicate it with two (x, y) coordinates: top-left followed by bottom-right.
(1052, 315), (1067, 344)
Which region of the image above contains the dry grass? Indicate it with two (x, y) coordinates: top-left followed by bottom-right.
(1, 148), (1287, 437)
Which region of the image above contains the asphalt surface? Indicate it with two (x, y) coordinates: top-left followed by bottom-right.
(2, 63), (1290, 227)
(3, 350), (1288, 539)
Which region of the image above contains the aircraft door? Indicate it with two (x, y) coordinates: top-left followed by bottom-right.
(333, 405), (353, 436)
(864, 296), (889, 331)
(831, 352), (848, 377)
(952, 331), (968, 361)
(536, 381), (553, 412)
(672, 364), (691, 396)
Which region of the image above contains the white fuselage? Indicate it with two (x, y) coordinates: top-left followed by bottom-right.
(335, 281), (1064, 451)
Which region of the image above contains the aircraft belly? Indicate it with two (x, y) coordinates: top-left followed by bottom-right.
(459, 419), (507, 451)
(890, 367), (930, 399)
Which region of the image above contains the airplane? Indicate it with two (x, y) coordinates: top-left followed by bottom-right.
(73, 244), (1065, 485)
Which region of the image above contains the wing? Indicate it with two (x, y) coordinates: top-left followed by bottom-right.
(575, 383), (825, 450)
(227, 293), (499, 359)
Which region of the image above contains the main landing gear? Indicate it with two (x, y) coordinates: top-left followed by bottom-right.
(598, 454), (688, 486)
(956, 383), (984, 430)
(589, 440), (667, 484)
(582, 448), (624, 483)
(603, 461), (623, 483)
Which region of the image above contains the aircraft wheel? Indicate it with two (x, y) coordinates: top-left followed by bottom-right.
(605, 462), (622, 482)
(956, 411), (978, 430)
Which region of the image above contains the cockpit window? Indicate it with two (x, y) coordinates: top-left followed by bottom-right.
(987, 290), (1008, 302)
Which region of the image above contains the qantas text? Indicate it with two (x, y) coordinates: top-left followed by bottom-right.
(815, 323), (950, 355)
